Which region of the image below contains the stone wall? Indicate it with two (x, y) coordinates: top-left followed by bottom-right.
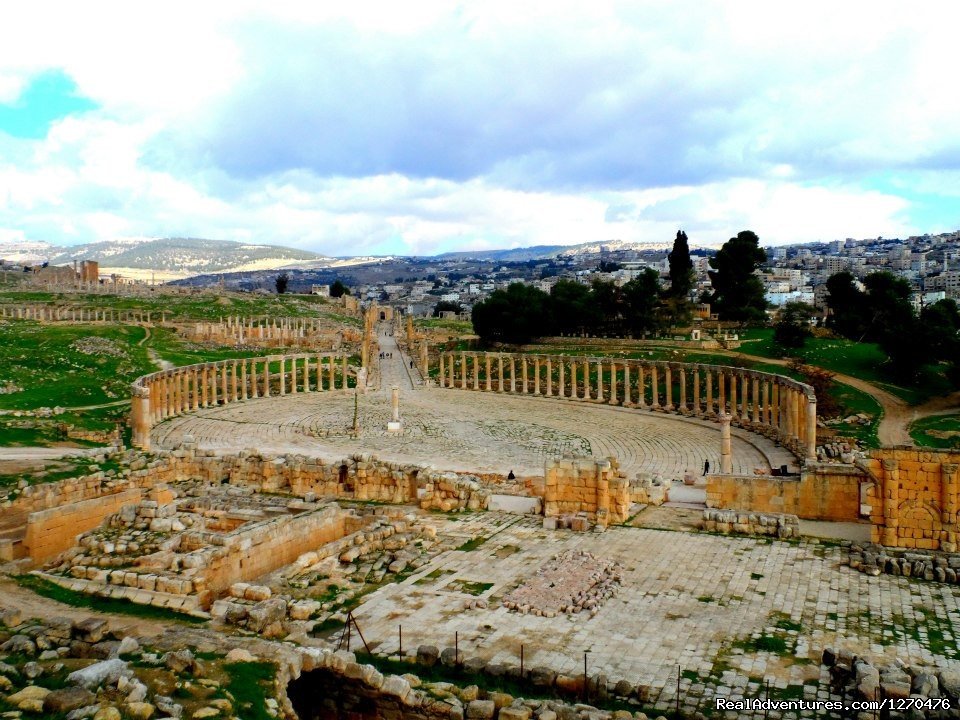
(700, 508), (800, 538)
(542, 457), (630, 526)
(23, 488), (143, 563)
(705, 463), (863, 522)
(860, 447), (960, 550)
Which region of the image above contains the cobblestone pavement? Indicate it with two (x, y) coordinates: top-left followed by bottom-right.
(353, 512), (960, 717)
(153, 388), (794, 478)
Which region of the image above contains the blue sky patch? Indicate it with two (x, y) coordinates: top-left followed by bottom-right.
(0, 70), (97, 139)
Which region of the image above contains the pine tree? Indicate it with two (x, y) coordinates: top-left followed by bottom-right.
(707, 230), (768, 322)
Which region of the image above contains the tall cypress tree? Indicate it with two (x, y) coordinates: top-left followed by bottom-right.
(667, 230), (694, 299)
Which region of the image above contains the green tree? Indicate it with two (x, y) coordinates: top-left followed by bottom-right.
(330, 280), (350, 298)
(549, 279), (596, 336)
(706, 231), (768, 322)
(621, 268), (661, 337)
(275, 273), (289, 294)
(825, 271), (867, 340)
(773, 301), (814, 352)
(471, 283), (551, 344)
(589, 279), (622, 335)
(667, 230), (694, 299)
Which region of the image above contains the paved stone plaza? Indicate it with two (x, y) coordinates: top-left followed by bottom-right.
(153, 390), (793, 479)
(351, 511), (960, 713)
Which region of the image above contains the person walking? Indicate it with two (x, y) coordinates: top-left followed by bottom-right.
(702, 459), (710, 476)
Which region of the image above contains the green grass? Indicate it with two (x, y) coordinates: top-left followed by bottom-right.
(223, 661), (277, 720)
(448, 580), (493, 596)
(910, 413), (960, 449)
(738, 328), (948, 404)
(828, 382), (882, 448)
(0, 288), (340, 322)
(455, 536), (488, 552)
(0, 321), (155, 410)
(14, 574), (206, 624)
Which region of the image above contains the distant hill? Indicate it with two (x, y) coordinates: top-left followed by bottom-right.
(0, 240), (56, 266)
(432, 238), (696, 262)
(43, 238), (327, 275)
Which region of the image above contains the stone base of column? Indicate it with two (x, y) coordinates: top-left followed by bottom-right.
(387, 421), (402, 432)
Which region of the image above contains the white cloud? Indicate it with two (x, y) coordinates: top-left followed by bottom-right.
(0, 1), (956, 252)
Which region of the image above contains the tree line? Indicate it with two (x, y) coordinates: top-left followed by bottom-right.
(472, 229), (773, 344)
(825, 271), (960, 383)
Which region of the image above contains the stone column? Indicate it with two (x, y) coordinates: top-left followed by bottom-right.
(679, 368), (686, 412)
(761, 380), (769, 425)
(718, 371), (726, 415)
(510, 357), (516, 393)
(609, 361), (618, 405)
(473, 353), (480, 390)
(131, 385), (152, 450)
(392, 386), (400, 422)
(277, 356), (286, 395)
(637, 365), (646, 408)
(220, 362), (229, 404)
(728, 373), (737, 420)
(521, 357), (528, 393)
(302, 357), (309, 392)
(692, 367), (701, 416)
(623, 362), (631, 405)
(438, 354), (446, 388)
(328, 354), (336, 390)
(341, 354), (348, 389)
(420, 342), (429, 381)
(805, 396), (817, 462)
(720, 413), (733, 474)
(460, 352), (467, 389)
(558, 360), (566, 399)
(485, 353), (492, 391)
(740, 372), (749, 420)
(263, 359), (271, 397)
(650, 365), (660, 409)
(231, 361), (239, 401)
(172, 372), (181, 415)
(596, 360), (604, 402)
(290, 357), (298, 394)
(569, 359), (577, 399)
(751, 376), (760, 424)
(208, 366), (218, 406)
(534, 357), (541, 395)
(498, 355), (504, 392)
(240, 361), (248, 400)
(663, 365), (672, 411)
(192, 368), (201, 409)
(881, 459), (899, 546)
(705, 370), (714, 415)
(791, 390), (801, 448)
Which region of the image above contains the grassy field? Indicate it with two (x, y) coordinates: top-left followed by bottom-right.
(0, 321), (155, 410)
(910, 413), (960, 449)
(737, 328), (947, 405)
(0, 288), (351, 322)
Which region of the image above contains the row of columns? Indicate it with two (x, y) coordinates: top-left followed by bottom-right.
(1, 305), (155, 323)
(437, 352), (817, 462)
(131, 353), (350, 449)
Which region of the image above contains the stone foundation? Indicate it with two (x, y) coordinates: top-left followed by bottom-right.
(700, 508), (800, 539)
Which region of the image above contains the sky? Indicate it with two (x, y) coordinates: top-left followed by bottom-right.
(0, 1), (958, 257)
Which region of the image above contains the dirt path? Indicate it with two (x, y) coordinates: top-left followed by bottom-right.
(0, 576), (172, 638)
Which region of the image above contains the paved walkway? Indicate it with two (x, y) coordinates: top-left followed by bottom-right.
(351, 512), (960, 712)
(153, 385), (796, 479)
